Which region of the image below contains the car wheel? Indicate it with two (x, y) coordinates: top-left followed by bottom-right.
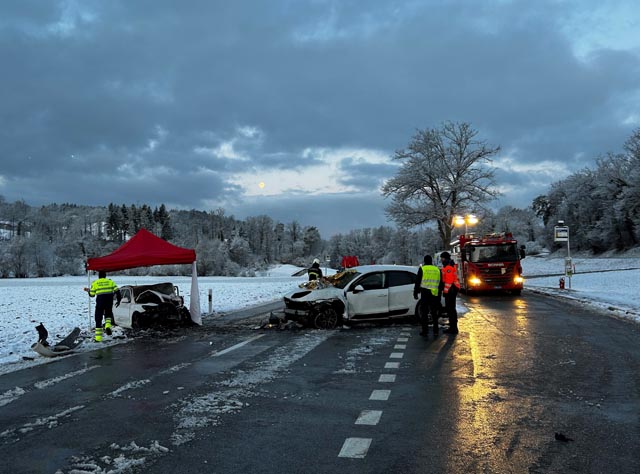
(410, 303), (422, 326)
(178, 307), (192, 325)
(314, 306), (339, 329)
(131, 312), (141, 329)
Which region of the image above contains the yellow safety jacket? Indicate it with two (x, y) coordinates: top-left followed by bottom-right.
(420, 265), (441, 296)
(89, 278), (119, 297)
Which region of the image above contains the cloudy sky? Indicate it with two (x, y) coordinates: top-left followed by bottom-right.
(1, 1), (639, 237)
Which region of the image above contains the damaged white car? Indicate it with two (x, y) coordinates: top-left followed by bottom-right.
(113, 282), (192, 329)
(283, 265), (419, 329)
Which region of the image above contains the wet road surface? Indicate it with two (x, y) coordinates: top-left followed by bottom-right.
(1, 292), (639, 473)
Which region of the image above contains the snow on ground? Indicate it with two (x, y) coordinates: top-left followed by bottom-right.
(0, 264), (308, 373)
(522, 255), (640, 322)
(1, 258), (639, 376)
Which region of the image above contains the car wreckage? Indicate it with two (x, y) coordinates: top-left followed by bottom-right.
(282, 264), (420, 329)
(112, 282), (192, 329)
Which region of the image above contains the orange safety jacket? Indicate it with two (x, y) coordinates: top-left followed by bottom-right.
(441, 263), (460, 294)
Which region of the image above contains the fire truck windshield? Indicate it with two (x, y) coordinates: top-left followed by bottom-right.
(467, 243), (519, 263)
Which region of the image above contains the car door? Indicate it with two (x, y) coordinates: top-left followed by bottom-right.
(346, 271), (389, 319)
(112, 287), (133, 328)
(386, 270), (417, 316)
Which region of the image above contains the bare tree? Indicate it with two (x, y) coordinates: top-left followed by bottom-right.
(382, 121), (501, 249)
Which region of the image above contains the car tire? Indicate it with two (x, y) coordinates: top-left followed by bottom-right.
(410, 303), (422, 326)
(131, 312), (141, 329)
(314, 306), (339, 329)
(178, 307), (192, 325)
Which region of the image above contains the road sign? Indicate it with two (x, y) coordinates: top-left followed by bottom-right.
(554, 226), (569, 242)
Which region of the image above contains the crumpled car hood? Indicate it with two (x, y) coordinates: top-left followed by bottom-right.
(284, 286), (344, 303)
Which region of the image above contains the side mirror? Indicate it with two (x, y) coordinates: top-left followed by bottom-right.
(352, 285), (365, 293)
(519, 245), (526, 259)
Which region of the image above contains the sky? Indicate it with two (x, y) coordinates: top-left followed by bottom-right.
(1, 257), (640, 377)
(1, 1), (639, 237)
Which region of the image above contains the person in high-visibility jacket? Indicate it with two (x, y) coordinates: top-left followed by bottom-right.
(84, 271), (121, 342)
(439, 251), (460, 334)
(413, 255), (442, 337)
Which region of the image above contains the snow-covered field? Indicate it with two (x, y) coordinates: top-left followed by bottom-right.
(522, 255), (640, 320)
(1, 257), (639, 375)
(0, 265), (307, 372)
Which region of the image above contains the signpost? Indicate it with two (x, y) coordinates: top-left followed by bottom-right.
(554, 221), (572, 289)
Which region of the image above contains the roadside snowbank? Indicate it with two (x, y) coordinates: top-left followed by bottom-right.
(522, 255), (640, 324)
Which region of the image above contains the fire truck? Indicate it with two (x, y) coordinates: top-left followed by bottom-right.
(450, 232), (525, 295)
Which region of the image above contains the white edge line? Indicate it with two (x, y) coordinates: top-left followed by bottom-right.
(213, 334), (266, 357)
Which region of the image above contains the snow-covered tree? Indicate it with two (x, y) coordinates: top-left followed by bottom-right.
(382, 121), (500, 249)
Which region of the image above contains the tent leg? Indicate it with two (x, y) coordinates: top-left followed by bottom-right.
(87, 271), (92, 331)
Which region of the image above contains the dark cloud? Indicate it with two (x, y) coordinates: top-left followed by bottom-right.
(0, 0), (638, 237)
(337, 158), (398, 190)
(226, 191), (391, 237)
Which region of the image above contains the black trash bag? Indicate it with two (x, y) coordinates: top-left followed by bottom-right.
(36, 323), (49, 346)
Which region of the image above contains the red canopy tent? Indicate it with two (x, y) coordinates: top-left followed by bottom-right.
(87, 228), (196, 271)
(86, 229), (201, 325)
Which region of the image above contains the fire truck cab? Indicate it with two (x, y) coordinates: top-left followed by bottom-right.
(450, 232), (525, 295)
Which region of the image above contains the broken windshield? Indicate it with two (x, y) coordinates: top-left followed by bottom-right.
(331, 270), (361, 289)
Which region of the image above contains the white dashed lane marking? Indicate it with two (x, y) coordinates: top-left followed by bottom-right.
(340, 328), (408, 459)
(355, 410), (383, 426)
(369, 389), (391, 401)
(339, 438), (372, 458)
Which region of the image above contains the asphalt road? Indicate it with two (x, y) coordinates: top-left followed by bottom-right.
(1, 292), (639, 474)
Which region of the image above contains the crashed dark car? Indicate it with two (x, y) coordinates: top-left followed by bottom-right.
(283, 265), (419, 329)
(112, 282), (192, 329)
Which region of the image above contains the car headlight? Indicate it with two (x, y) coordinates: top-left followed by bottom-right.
(514, 276), (524, 284)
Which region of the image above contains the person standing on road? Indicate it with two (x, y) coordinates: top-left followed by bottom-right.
(308, 258), (323, 281)
(440, 251), (460, 334)
(414, 255), (442, 337)
(84, 271), (121, 342)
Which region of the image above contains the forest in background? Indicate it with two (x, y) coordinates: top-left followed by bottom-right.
(0, 197), (542, 278)
(1, 128), (638, 278)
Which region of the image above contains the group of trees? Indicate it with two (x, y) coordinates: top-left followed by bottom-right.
(382, 122), (640, 255)
(1, 123), (637, 278)
(531, 129), (640, 252)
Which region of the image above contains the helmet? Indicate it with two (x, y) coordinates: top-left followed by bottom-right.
(313, 258), (320, 264)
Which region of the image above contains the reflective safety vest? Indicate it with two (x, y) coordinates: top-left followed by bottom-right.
(420, 265), (441, 296)
(441, 264), (460, 294)
(89, 278), (118, 297)
(308, 267), (321, 280)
